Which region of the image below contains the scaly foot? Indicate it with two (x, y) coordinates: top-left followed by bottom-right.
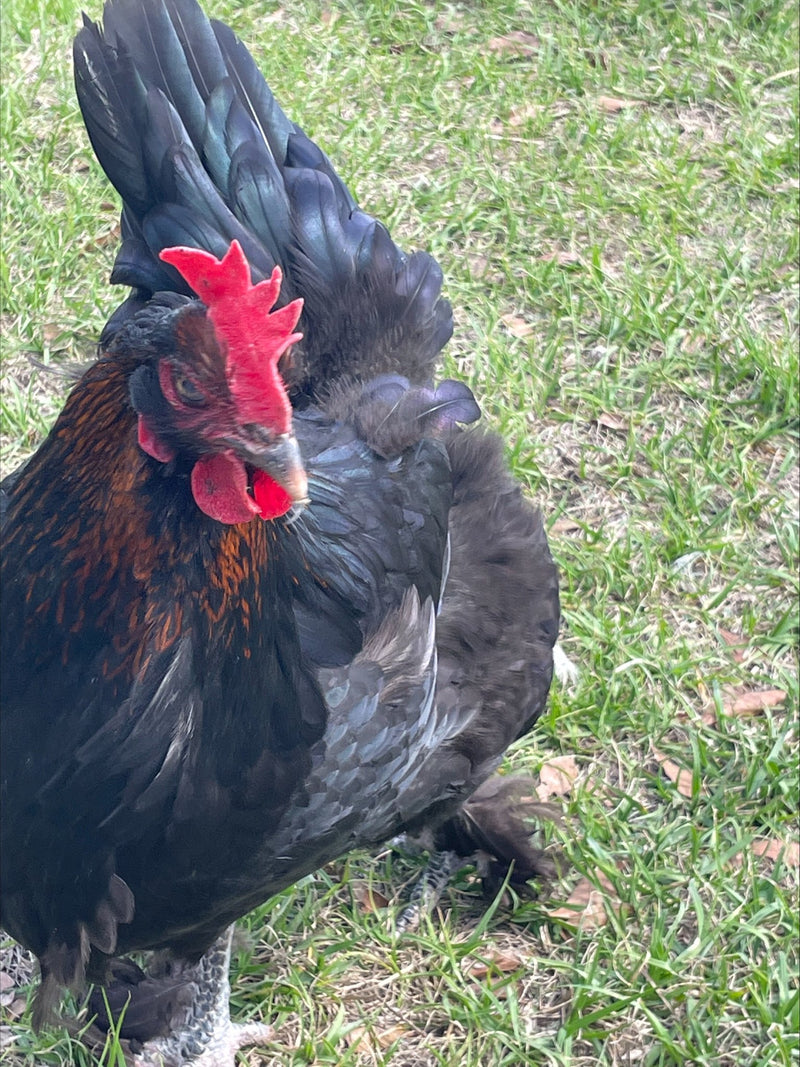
(131, 926), (274, 1066)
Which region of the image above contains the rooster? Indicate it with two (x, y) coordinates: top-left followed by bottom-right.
(0, 1), (560, 1063)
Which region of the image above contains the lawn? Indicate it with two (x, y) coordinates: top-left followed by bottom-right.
(1, 0), (798, 1065)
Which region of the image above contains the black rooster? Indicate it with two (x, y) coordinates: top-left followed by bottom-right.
(0, 1), (560, 1063)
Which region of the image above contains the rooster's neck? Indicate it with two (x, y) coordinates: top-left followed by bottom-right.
(6, 355), (317, 735)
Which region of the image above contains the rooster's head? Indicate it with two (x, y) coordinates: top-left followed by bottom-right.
(128, 240), (306, 524)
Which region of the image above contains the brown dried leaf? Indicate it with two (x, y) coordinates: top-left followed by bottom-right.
(320, 7), (340, 27)
(41, 323), (65, 345)
(508, 102), (539, 126)
(751, 838), (800, 868)
(7, 996), (27, 1019)
(435, 12), (466, 33)
(464, 948), (527, 979)
(653, 748), (700, 798)
(0, 970), (15, 1009)
(680, 333), (708, 355)
(538, 248), (583, 266)
(676, 700), (716, 726)
(724, 688), (787, 718)
(81, 222), (121, 252)
(696, 707), (718, 727)
(595, 411), (628, 432)
(500, 313), (534, 339)
(6, 990), (26, 1015)
(536, 755), (579, 800)
(488, 31), (540, 57)
(719, 629), (746, 663)
(352, 882), (389, 914)
(468, 253), (490, 278)
(551, 517), (581, 534)
(597, 95), (646, 113)
(545, 871), (618, 930)
(347, 1024), (408, 1053)
(719, 628), (744, 647)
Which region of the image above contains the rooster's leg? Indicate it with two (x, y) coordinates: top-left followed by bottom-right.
(395, 849), (460, 933)
(132, 925), (273, 1067)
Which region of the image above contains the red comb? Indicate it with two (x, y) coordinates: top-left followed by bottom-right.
(160, 241), (303, 433)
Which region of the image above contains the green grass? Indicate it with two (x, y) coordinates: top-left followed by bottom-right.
(1, 0), (798, 1064)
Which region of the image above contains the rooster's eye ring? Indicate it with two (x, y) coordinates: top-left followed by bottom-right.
(173, 373), (207, 406)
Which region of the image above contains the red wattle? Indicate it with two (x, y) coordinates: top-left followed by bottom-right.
(252, 470), (293, 519)
(191, 452), (259, 524)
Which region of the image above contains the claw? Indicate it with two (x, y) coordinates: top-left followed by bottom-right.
(132, 1018), (275, 1067)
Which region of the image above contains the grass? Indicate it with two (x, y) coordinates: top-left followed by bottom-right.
(1, 0), (798, 1064)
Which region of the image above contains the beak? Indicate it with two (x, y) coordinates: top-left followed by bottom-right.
(230, 429), (309, 507)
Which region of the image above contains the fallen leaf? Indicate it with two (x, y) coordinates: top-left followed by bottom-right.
(488, 31), (540, 57)
(468, 253), (490, 278)
(676, 691), (717, 726)
(536, 755), (579, 800)
(352, 882), (389, 914)
(551, 517), (581, 534)
(719, 629), (744, 647)
(538, 249), (583, 266)
(435, 12), (466, 33)
(81, 222), (121, 252)
(594, 411), (628, 432)
(751, 838), (800, 868)
(696, 706), (718, 727)
(687, 681), (787, 728)
(680, 333), (707, 355)
(545, 871), (618, 930)
(719, 629), (746, 663)
(6, 996), (27, 1019)
(41, 323), (65, 345)
(464, 948), (526, 979)
(653, 748), (701, 798)
(508, 102), (539, 126)
(500, 313), (534, 338)
(347, 1024), (408, 1053)
(724, 688), (787, 718)
(597, 95), (646, 113)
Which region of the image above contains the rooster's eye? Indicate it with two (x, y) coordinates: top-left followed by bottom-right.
(173, 374), (207, 406)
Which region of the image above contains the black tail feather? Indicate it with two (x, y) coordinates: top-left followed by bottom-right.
(73, 0), (452, 396)
(86, 957), (194, 1046)
(438, 774), (564, 886)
